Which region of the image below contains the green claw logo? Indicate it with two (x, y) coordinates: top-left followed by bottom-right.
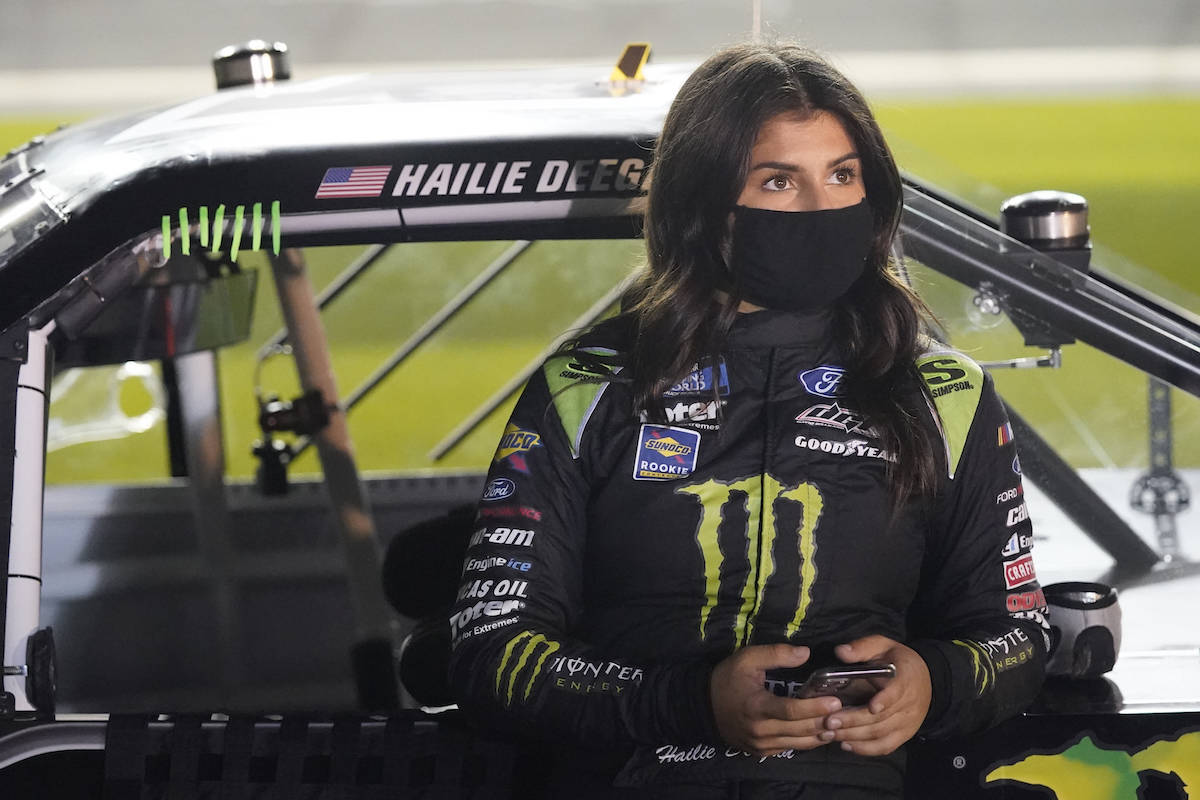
(160, 201), (281, 261)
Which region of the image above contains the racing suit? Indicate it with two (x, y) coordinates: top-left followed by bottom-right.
(448, 308), (1049, 794)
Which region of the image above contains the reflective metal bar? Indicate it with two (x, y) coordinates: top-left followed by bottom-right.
(266, 247), (396, 710)
(257, 243), (392, 358)
(429, 272), (636, 461)
(901, 183), (1200, 396)
(291, 240), (532, 460)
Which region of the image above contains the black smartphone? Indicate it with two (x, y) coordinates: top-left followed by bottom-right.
(796, 662), (896, 706)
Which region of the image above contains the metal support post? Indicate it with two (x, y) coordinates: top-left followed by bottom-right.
(3, 321), (54, 712)
(175, 349), (242, 694)
(1130, 377), (1190, 561)
(266, 249), (398, 710)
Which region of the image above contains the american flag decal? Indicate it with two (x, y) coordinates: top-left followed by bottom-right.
(315, 166), (391, 198)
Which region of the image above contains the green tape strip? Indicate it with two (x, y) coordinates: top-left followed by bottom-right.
(230, 205), (244, 262)
(212, 204), (226, 252)
(252, 202), (262, 251)
(272, 200), (281, 254)
(161, 215), (171, 260)
(178, 208), (190, 255)
(199, 206), (209, 247)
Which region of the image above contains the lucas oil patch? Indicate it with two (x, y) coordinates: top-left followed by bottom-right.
(633, 425), (700, 481)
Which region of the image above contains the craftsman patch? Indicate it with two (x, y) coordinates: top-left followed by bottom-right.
(633, 425), (700, 481)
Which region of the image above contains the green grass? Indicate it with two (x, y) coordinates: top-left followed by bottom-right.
(4, 95), (1198, 481)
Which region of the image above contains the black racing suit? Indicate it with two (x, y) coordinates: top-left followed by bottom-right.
(448, 308), (1049, 794)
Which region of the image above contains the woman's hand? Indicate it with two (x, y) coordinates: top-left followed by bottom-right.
(709, 644), (843, 757)
(819, 635), (931, 756)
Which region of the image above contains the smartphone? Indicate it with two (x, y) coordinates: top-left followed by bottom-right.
(797, 662), (896, 706)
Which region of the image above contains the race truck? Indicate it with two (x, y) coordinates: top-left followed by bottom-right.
(0, 41), (1197, 798)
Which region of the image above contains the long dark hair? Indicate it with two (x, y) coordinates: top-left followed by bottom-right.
(622, 42), (942, 505)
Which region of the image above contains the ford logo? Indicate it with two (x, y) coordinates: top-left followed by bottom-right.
(799, 365), (845, 398)
(483, 477), (516, 501)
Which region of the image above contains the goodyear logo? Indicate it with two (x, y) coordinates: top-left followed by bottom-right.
(634, 424), (700, 481)
(493, 423), (542, 474)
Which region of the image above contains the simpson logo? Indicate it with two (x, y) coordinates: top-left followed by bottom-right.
(930, 379), (974, 398)
(1007, 502), (1030, 527)
(1004, 554), (1037, 589)
(798, 365), (845, 398)
(493, 423), (542, 473)
(663, 361), (730, 398)
(795, 402), (876, 436)
(482, 477), (516, 501)
(634, 425), (700, 481)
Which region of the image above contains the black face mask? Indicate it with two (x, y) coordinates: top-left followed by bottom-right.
(730, 198), (874, 311)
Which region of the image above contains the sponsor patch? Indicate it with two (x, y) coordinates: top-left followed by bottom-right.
(469, 527), (536, 548)
(552, 656), (643, 696)
(930, 379), (975, 398)
(664, 399), (722, 430)
(996, 485), (1023, 505)
(795, 402), (876, 436)
(1006, 502), (1030, 527)
(478, 505), (543, 522)
(449, 598), (524, 638)
(919, 357), (969, 386)
(997, 422), (1014, 446)
(663, 361), (730, 398)
(794, 434), (895, 462)
(798, 365), (845, 398)
(456, 578), (530, 601)
(463, 556), (533, 574)
(493, 423), (542, 473)
(1012, 455), (1022, 475)
(1007, 587), (1047, 612)
(1004, 554), (1037, 589)
(482, 477), (516, 501)
(633, 424), (700, 481)
(1001, 532), (1034, 558)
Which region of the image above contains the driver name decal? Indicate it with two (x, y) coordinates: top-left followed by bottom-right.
(389, 158), (645, 198)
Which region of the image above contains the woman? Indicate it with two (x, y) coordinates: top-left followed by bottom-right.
(448, 42), (1048, 798)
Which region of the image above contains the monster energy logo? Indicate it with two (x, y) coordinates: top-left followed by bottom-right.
(953, 638), (996, 697)
(494, 631), (560, 706)
(676, 476), (824, 646)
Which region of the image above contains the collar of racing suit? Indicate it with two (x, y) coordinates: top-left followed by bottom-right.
(725, 307), (834, 350)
